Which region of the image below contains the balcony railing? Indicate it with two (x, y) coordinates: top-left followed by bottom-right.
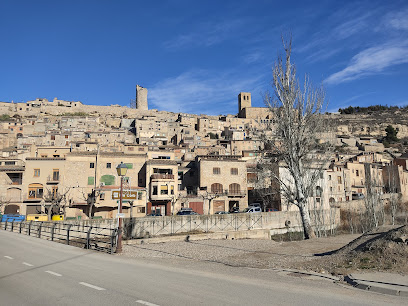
(209, 190), (247, 197)
(151, 174), (174, 180)
(47, 175), (60, 183)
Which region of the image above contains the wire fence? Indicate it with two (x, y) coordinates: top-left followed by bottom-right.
(1, 220), (118, 254)
(122, 209), (340, 239)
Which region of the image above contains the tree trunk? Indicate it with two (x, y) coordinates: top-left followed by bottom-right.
(298, 202), (316, 239)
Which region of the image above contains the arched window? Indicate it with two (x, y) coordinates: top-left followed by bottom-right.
(211, 183), (223, 193)
(28, 183), (43, 199)
(229, 183), (241, 194)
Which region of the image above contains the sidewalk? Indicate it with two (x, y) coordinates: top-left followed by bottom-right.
(345, 272), (408, 297)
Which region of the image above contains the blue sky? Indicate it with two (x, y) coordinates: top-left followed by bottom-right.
(1, 0), (407, 115)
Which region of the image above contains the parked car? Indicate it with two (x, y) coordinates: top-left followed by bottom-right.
(229, 207), (240, 213)
(146, 213), (162, 217)
(265, 208), (278, 212)
(243, 207), (262, 213)
(249, 203), (261, 208)
(215, 211), (230, 215)
(352, 193), (365, 200)
(177, 208), (199, 215)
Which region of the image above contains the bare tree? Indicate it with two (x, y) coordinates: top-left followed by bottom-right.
(43, 187), (71, 220)
(261, 36), (331, 239)
(80, 188), (102, 218)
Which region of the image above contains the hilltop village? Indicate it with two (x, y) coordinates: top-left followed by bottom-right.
(1, 85), (408, 219)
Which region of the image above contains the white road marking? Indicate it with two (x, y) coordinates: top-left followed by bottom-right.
(45, 270), (62, 277)
(79, 282), (105, 291)
(136, 300), (160, 306)
(23, 262), (34, 267)
(4, 256), (13, 259)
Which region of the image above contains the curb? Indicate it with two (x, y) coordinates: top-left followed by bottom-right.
(344, 275), (408, 297)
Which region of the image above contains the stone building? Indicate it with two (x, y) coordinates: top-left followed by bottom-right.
(197, 155), (248, 214)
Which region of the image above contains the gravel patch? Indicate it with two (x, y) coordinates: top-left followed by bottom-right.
(121, 234), (361, 270)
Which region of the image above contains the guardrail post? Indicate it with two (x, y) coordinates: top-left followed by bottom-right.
(4, 220), (7, 230)
(19, 221), (23, 233)
(28, 221), (32, 236)
(51, 223), (57, 241)
(66, 224), (72, 245)
(86, 226), (93, 249)
(38, 222), (43, 238)
(11, 220), (14, 232)
(111, 228), (117, 254)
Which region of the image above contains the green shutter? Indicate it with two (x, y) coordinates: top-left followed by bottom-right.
(125, 163), (133, 169)
(88, 176), (94, 185)
(100, 174), (115, 186)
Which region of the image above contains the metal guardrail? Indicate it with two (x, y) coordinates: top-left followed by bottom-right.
(1, 220), (118, 254)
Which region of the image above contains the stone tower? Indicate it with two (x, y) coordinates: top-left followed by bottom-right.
(136, 85), (148, 110)
(238, 92), (251, 117)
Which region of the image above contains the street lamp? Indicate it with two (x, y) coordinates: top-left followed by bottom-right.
(116, 161), (128, 253)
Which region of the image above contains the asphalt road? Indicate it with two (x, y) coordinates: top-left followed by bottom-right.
(0, 230), (405, 306)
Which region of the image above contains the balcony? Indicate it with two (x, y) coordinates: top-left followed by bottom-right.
(151, 174), (174, 180)
(47, 175), (60, 184)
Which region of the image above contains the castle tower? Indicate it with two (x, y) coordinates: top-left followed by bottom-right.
(238, 92), (251, 117)
(136, 85), (148, 110)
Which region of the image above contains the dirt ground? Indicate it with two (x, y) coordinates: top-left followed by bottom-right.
(122, 225), (408, 276)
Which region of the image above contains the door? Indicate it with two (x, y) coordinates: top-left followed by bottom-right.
(189, 202), (203, 215)
(213, 200), (225, 213)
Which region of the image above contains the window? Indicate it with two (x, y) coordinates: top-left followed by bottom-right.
(153, 186), (158, 195)
(106, 163), (111, 169)
(211, 183), (223, 193)
(137, 207), (146, 214)
(52, 169), (59, 181)
(137, 192), (142, 200)
(229, 183), (241, 194)
(34, 169), (40, 177)
(52, 186), (58, 198)
(28, 184), (43, 199)
(5, 161), (15, 165)
(231, 168), (238, 175)
(356, 170), (359, 176)
(128, 147), (134, 151)
(90, 163), (95, 168)
(65, 135), (68, 139)
(160, 185), (168, 195)
(51, 135), (55, 140)
(100, 193), (105, 200)
(316, 186), (322, 197)
(171, 185), (174, 195)
(337, 176), (342, 184)
(213, 167), (220, 175)
(328, 175), (331, 181)
(88, 177), (94, 185)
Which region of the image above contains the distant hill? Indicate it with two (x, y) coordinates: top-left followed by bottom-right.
(338, 105), (408, 115)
